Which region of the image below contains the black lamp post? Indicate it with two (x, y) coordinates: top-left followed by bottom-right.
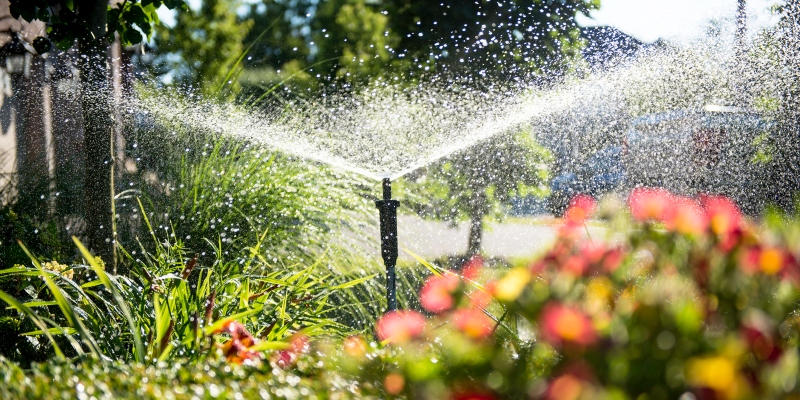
(375, 178), (400, 312)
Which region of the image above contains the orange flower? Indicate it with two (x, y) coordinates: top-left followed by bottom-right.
(564, 194), (596, 225)
(384, 373), (405, 395)
(544, 365), (596, 400)
(628, 188), (674, 222)
(739, 246), (789, 276)
(453, 308), (494, 340)
(420, 272), (460, 313)
(467, 289), (493, 309)
(665, 196), (708, 235)
(376, 310), (426, 343)
(539, 303), (598, 347)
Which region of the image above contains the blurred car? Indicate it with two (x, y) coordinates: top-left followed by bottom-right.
(622, 105), (773, 208)
(549, 146), (625, 215)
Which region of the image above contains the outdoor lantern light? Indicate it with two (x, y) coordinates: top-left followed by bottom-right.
(0, 35), (29, 75)
(375, 178), (400, 312)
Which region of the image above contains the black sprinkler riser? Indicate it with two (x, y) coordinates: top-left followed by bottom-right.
(376, 178), (399, 312)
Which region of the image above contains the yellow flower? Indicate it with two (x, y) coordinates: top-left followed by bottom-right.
(490, 268), (531, 302)
(686, 355), (749, 399)
(42, 261), (74, 280)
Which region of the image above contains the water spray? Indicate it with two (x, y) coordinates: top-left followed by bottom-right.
(375, 178), (399, 312)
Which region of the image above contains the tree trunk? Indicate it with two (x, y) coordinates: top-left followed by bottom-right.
(16, 54), (51, 218)
(466, 188), (486, 256)
(79, 0), (116, 271)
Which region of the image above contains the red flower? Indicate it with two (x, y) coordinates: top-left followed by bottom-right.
(561, 255), (589, 276)
(461, 255), (484, 281)
(214, 320), (262, 365)
(628, 188), (674, 222)
(274, 334), (309, 368)
(700, 195), (742, 236)
(539, 303), (597, 347)
(420, 272), (460, 313)
(453, 308), (494, 340)
(376, 310), (426, 343)
(601, 247), (625, 273)
(741, 312), (782, 363)
(564, 194), (596, 225)
(452, 391), (497, 400)
(579, 242), (606, 264)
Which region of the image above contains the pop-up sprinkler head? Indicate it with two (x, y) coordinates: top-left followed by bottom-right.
(375, 178), (399, 312)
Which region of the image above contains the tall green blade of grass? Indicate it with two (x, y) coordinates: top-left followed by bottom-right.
(19, 241), (102, 358)
(73, 237), (145, 363)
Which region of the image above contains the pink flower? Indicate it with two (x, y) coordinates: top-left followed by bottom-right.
(420, 272), (460, 313)
(539, 303), (598, 347)
(665, 196), (708, 235)
(376, 310), (426, 343)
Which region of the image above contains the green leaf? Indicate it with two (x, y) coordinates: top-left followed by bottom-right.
(248, 341), (290, 352)
(21, 301), (58, 308)
(403, 248), (443, 277)
(204, 307), (263, 336)
(122, 27), (143, 45)
(22, 327), (77, 336)
(328, 274), (377, 290)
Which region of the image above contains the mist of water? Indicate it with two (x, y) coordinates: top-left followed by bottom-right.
(132, 22), (790, 206)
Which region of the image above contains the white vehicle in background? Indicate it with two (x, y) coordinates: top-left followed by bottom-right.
(623, 105), (773, 211)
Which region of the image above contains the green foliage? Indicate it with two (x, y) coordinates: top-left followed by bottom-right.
(118, 100), (374, 263)
(10, 0), (187, 50)
(238, 0), (600, 92)
(0, 226), (380, 364)
(154, 0), (254, 97)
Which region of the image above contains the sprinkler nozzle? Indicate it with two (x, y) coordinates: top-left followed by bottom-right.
(376, 178), (400, 312)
